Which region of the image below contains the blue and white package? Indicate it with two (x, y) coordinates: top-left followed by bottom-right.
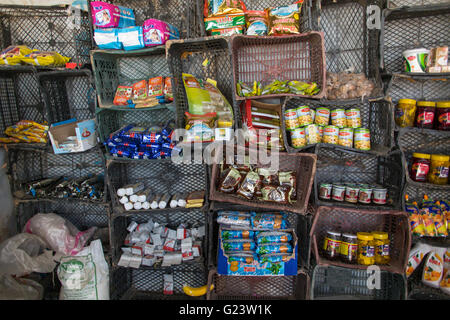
(117, 27), (145, 51)
(94, 28), (122, 50)
(117, 5), (136, 28)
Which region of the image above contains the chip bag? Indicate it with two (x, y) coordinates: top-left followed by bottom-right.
(0, 45), (34, 66)
(148, 77), (164, 97)
(132, 80), (148, 103)
(245, 10), (269, 36)
(113, 85), (133, 106)
(22, 51), (71, 67)
(184, 112), (217, 143)
(266, 3), (302, 36)
(164, 77), (174, 102)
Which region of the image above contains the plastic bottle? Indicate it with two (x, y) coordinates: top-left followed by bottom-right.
(159, 194), (171, 209)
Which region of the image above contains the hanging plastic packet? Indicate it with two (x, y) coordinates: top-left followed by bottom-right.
(245, 10), (269, 36)
(0, 45), (35, 66)
(222, 239), (256, 252)
(113, 85), (133, 106)
(221, 229), (255, 240)
(256, 243), (293, 255)
(266, 3), (302, 36)
(256, 231), (293, 244)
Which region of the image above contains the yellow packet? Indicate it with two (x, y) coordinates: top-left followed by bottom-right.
(16, 120), (49, 131)
(0, 45), (34, 65)
(22, 51), (71, 67)
(0, 137), (21, 144)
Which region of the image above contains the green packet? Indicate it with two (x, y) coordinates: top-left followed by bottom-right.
(205, 14), (245, 31)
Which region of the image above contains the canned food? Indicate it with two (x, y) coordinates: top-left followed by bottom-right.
(345, 185), (360, 203)
(354, 128), (371, 151)
(322, 125), (339, 145)
(315, 107), (331, 126)
(284, 108), (299, 130)
(345, 108), (362, 128)
(331, 108), (346, 128)
(305, 124), (321, 145)
(310, 109), (316, 123)
(332, 184), (345, 201)
(358, 186), (373, 204)
(338, 128), (354, 148)
(318, 126), (324, 142)
(290, 127), (306, 149)
(373, 188), (388, 205)
(296, 106), (313, 127)
(319, 183), (333, 200)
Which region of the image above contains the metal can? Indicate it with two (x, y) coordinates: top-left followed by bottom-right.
(290, 127), (306, 149)
(322, 125), (339, 145)
(315, 107), (331, 126)
(318, 125), (324, 142)
(310, 109), (316, 123)
(354, 128), (371, 151)
(345, 108), (362, 128)
(296, 105), (313, 127)
(331, 184), (346, 201)
(305, 124), (321, 145)
(345, 184), (360, 203)
(373, 187), (388, 205)
(331, 108), (346, 128)
(358, 185), (373, 204)
(338, 128), (354, 148)
(284, 108), (300, 130)
(319, 183), (333, 200)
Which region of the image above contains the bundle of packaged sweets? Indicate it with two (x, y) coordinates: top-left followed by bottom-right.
(91, 1), (179, 50)
(237, 79), (320, 98)
(405, 195), (449, 238)
(406, 243), (449, 295)
(117, 184), (205, 211)
(105, 121), (181, 160)
(23, 174), (104, 201)
(0, 120), (49, 144)
(113, 76), (173, 108)
(0, 45), (71, 67)
(217, 157), (297, 204)
(217, 211), (296, 269)
(118, 218), (205, 268)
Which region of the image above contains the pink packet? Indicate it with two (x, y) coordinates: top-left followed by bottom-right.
(91, 1), (120, 28)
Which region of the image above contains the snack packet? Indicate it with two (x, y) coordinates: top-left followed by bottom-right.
(245, 10), (269, 36)
(211, 26), (244, 36)
(22, 51), (70, 67)
(184, 112), (217, 143)
(420, 200), (438, 237)
(204, 14), (246, 31)
(259, 253), (292, 263)
(251, 214), (287, 230)
(406, 242), (431, 277)
(113, 85), (133, 106)
(256, 231), (293, 244)
(266, 3), (302, 36)
(256, 243), (293, 255)
(405, 198), (425, 237)
(227, 252), (258, 264)
(132, 80), (148, 103)
(164, 77), (174, 102)
(148, 77), (164, 97)
(205, 0), (246, 17)
(436, 200), (450, 233)
(261, 185), (289, 204)
(440, 249), (450, 294)
(219, 168), (242, 194)
(236, 171), (261, 200)
(221, 229), (255, 240)
(278, 171), (297, 202)
(217, 211), (252, 228)
(0, 45), (34, 65)
(422, 247), (447, 288)
(222, 239), (256, 252)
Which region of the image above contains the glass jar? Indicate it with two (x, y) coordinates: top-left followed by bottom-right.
(340, 233), (358, 264)
(323, 231), (341, 260)
(395, 99), (416, 127)
(372, 231), (390, 265)
(415, 101), (436, 129)
(436, 101), (450, 131)
(357, 232), (375, 265)
(428, 154), (450, 185)
(410, 153), (431, 182)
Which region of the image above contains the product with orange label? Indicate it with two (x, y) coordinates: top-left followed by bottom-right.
(266, 3), (302, 36)
(113, 85), (133, 105)
(440, 249), (450, 294)
(131, 80), (148, 103)
(405, 196), (426, 237)
(406, 242), (431, 277)
(221, 229), (255, 240)
(422, 247), (447, 288)
(222, 239), (256, 252)
(148, 76), (164, 97)
(245, 10), (268, 36)
(256, 231), (293, 244)
(164, 77), (174, 102)
(256, 243), (293, 255)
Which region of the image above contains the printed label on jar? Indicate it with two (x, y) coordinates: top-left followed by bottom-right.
(373, 189), (387, 204)
(296, 106), (313, 126)
(319, 184), (332, 200)
(325, 239), (341, 252)
(359, 189), (372, 204)
(417, 112), (434, 125)
(362, 245), (375, 257)
(412, 163), (430, 180)
(332, 187), (345, 201)
(284, 109), (299, 130)
(438, 113), (450, 125)
(432, 166), (449, 179)
(340, 242), (358, 257)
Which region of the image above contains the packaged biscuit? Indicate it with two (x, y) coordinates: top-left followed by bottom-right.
(148, 76), (164, 97)
(221, 229), (255, 240)
(259, 253), (292, 263)
(251, 213), (287, 230)
(205, 0), (246, 17)
(217, 211), (252, 228)
(245, 10), (269, 36)
(204, 13), (245, 31)
(22, 51), (70, 67)
(211, 26), (244, 36)
(256, 243), (293, 255)
(266, 3), (302, 36)
(256, 231), (293, 244)
(113, 85), (133, 106)
(132, 80), (148, 103)
(222, 239), (256, 252)
(228, 252), (258, 264)
(0, 45), (34, 65)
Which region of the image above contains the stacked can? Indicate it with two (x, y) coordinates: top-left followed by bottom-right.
(319, 183), (388, 205)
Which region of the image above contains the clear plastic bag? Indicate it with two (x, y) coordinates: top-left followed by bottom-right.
(0, 274), (44, 300)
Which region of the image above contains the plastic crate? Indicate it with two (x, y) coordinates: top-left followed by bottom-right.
(7, 145), (108, 203)
(88, 0), (202, 47)
(402, 180), (450, 210)
(38, 69), (96, 124)
(315, 0), (383, 98)
(310, 265), (407, 300)
(0, 5), (92, 65)
(387, 0), (450, 9)
(281, 97), (394, 155)
(313, 145), (404, 210)
(110, 264), (208, 300)
(380, 5), (450, 74)
(310, 206), (411, 274)
(167, 37), (235, 129)
(230, 32), (327, 101)
(91, 46), (172, 109)
(0, 66), (45, 135)
(208, 208), (312, 270)
(106, 158), (208, 214)
(209, 149), (317, 215)
(206, 268), (309, 300)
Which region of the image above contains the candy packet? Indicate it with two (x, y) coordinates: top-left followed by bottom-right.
(236, 171), (261, 200)
(219, 168), (242, 194)
(148, 76), (164, 97)
(113, 85), (133, 106)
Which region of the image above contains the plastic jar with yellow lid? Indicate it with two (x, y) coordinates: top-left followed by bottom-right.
(395, 99), (416, 127)
(372, 231), (390, 265)
(357, 232), (375, 265)
(428, 154), (450, 185)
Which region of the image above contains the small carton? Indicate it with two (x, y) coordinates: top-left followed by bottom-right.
(48, 118), (97, 154)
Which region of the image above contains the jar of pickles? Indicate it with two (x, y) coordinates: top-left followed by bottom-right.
(428, 154), (450, 185)
(323, 231), (341, 260)
(340, 233), (358, 264)
(357, 232), (375, 265)
(372, 231), (390, 265)
(395, 99), (416, 127)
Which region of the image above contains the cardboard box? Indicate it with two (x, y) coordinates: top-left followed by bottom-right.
(217, 227), (298, 276)
(48, 118), (98, 154)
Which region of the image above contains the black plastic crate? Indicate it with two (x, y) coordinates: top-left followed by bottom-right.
(281, 97), (394, 155)
(0, 5), (92, 65)
(88, 0), (202, 48)
(208, 207), (311, 270)
(91, 46), (172, 110)
(0, 66), (45, 135)
(397, 126), (450, 154)
(106, 158), (208, 213)
(313, 145), (404, 210)
(38, 69), (96, 124)
(7, 145), (108, 203)
(310, 265), (407, 300)
(380, 4), (450, 74)
(167, 37), (236, 129)
(387, 0), (450, 9)
(402, 181), (450, 210)
(110, 264), (208, 300)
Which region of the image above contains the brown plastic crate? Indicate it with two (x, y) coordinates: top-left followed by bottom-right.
(209, 148), (317, 215)
(230, 32), (327, 101)
(310, 206), (411, 275)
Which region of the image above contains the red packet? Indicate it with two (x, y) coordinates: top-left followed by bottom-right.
(113, 85), (133, 105)
(148, 76), (164, 97)
(164, 77), (173, 102)
(132, 80), (148, 103)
